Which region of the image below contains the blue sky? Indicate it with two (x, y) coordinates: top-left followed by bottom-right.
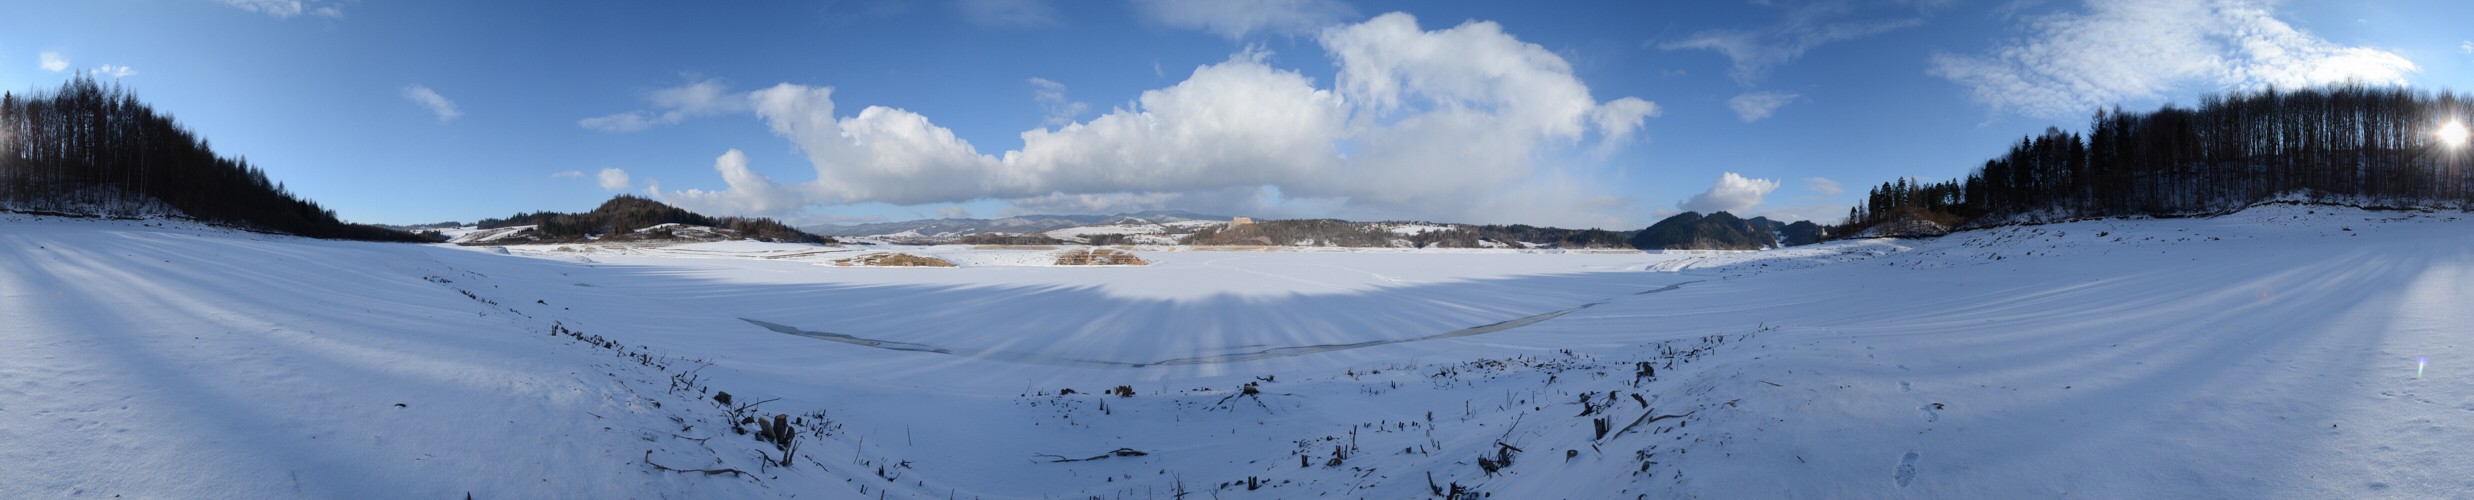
(3, 0), (2468, 228)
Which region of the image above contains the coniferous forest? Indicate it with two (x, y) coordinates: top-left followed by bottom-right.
(1841, 84), (2474, 235)
(0, 76), (427, 241)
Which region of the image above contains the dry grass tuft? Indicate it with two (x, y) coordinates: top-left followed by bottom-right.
(835, 252), (956, 267)
(1053, 248), (1150, 266)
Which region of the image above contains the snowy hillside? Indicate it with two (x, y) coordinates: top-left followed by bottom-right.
(442, 222), (795, 246)
(4, 203), (2470, 498)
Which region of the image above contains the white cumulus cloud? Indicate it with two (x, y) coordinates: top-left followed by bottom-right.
(39, 51), (67, 72)
(1931, 0), (2417, 119)
(1677, 172), (1781, 215)
(1130, 0), (1358, 39)
(1592, 97), (1660, 140)
(649, 150), (810, 216)
(1728, 91), (1800, 122)
(648, 13), (1656, 228)
(597, 168), (631, 190)
(401, 85), (461, 123)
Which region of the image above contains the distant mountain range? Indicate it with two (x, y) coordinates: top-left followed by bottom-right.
(809, 209), (1827, 250)
(801, 210), (1227, 237)
(403, 202), (1833, 250)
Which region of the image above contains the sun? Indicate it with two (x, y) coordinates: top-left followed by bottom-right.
(2440, 120), (2471, 149)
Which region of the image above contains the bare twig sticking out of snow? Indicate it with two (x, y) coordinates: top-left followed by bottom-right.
(642, 450), (753, 479)
(1213, 382), (1277, 413)
(1031, 448), (1149, 463)
(1606, 411), (1693, 442)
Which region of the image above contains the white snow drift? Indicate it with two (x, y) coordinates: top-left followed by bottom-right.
(3, 203), (2469, 498)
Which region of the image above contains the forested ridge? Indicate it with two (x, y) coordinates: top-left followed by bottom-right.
(1626, 212), (1830, 250)
(0, 76), (427, 241)
(475, 194), (825, 244)
(1841, 84), (2474, 235)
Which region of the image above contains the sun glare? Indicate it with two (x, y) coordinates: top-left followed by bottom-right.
(2440, 120), (2471, 149)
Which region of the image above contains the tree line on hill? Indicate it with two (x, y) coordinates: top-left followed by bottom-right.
(1422, 224), (1630, 249)
(1840, 84), (2474, 235)
(1628, 212), (1825, 250)
(474, 194), (825, 244)
(0, 76), (428, 241)
(954, 232), (1069, 245)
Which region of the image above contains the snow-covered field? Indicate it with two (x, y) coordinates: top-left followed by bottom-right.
(4, 204), (2470, 498)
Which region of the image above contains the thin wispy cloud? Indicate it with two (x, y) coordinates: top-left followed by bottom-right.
(576, 113), (655, 133)
(93, 65), (136, 78)
(401, 85), (462, 123)
(1931, 0), (2417, 119)
(1990, 0), (2053, 21)
(39, 51), (67, 72)
(580, 78), (748, 133)
(1130, 0), (1358, 39)
(1028, 77), (1089, 127)
(1005, 191), (1193, 215)
(1805, 177), (1844, 196)
(953, 0), (1059, 28)
(1659, 2), (1924, 85)
(213, 0), (344, 19)
(1728, 91), (1800, 122)
(551, 170), (585, 179)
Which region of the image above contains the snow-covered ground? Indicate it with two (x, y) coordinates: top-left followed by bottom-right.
(1379, 222), (1453, 235)
(440, 224), (533, 244)
(4, 203), (2470, 498)
(1041, 219), (1222, 245)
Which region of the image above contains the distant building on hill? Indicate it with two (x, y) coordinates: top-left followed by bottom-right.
(1229, 216), (1254, 226)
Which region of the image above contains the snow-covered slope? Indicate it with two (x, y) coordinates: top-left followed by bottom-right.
(443, 222), (784, 246)
(442, 224), (536, 244)
(1042, 221), (1174, 244)
(0, 216), (812, 498)
(5, 204), (2470, 498)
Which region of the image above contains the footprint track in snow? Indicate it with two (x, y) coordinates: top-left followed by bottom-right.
(1895, 451), (1921, 487)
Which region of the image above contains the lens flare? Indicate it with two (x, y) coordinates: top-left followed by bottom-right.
(2417, 356), (2428, 379)
(2440, 121), (2470, 149)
